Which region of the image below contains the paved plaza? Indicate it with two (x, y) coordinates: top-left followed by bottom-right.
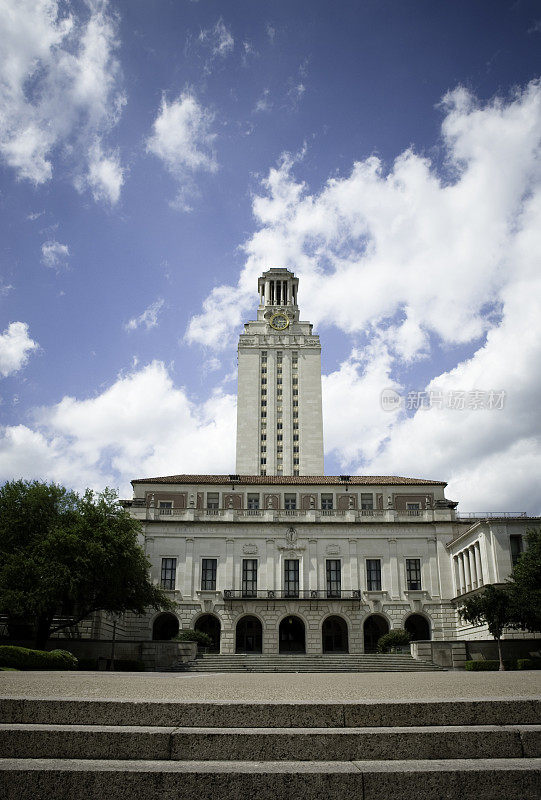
(1, 669), (540, 703)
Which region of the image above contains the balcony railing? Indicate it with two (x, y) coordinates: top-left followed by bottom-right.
(456, 512), (527, 519)
(223, 589), (363, 600)
(137, 506), (453, 522)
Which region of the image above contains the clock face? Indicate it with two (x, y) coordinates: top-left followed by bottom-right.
(270, 313), (289, 330)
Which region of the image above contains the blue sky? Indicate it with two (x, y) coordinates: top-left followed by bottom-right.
(1, 0), (541, 512)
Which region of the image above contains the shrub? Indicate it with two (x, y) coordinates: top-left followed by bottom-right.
(517, 658), (541, 670)
(0, 646), (78, 670)
(377, 629), (411, 653)
(174, 629), (213, 647)
(464, 659), (516, 671)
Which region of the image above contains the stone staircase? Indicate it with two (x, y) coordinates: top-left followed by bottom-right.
(177, 652), (444, 672)
(1, 696), (540, 798)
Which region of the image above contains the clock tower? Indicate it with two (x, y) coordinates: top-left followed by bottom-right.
(235, 268), (324, 476)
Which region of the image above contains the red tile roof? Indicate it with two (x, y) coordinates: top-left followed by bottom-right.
(131, 474), (446, 486)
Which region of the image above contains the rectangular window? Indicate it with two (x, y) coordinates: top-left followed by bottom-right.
(277, 422), (283, 429)
(261, 434), (266, 441)
(366, 559), (381, 591)
(284, 559), (299, 597)
(406, 559), (422, 590)
(284, 493), (297, 510)
(261, 377), (267, 384)
(293, 434), (299, 441)
(201, 559), (217, 590)
(242, 559), (257, 597)
(261, 367), (267, 374)
(261, 400), (267, 406)
(261, 411), (266, 418)
(260, 457), (266, 464)
(277, 367), (282, 374)
(277, 434), (283, 441)
(161, 558), (176, 590)
(248, 494), (259, 508)
(326, 559), (341, 597)
(159, 501), (172, 516)
(321, 494), (333, 510)
(206, 492), (219, 509)
(293, 422), (299, 429)
(361, 493), (373, 510)
(293, 457), (299, 465)
(292, 377), (298, 385)
(293, 469), (299, 476)
(260, 469), (266, 476)
(293, 400), (298, 406)
(293, 445), (299, 453)
(277, 446), (283, 453)
(277, 389), (282, 396)
(261, 388), (267, 395)
(260, 446), (266, 453)
(293, 389), (298, 396)
(510, 535), (523, 567)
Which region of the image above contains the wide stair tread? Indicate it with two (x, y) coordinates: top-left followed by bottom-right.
(176, 653), (444, 672)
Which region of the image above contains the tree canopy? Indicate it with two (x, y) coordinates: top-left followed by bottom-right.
(0, 480), (174, 647)
(507, 529), (541, 633)
(458, 584), (511, 670)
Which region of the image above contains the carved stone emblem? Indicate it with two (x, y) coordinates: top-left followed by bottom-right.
(243, 543), (258, 554)
(326, 544), (340, 555)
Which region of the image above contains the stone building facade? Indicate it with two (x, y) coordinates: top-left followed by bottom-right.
(121, 268), (538, 653)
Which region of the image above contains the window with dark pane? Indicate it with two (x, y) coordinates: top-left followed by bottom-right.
(326, 559), (341, 597)
(242, 559), (258, 597)
(201, 558), (217, 590)
(366, 559), (381, 591)
(161, 558), (176, 590)
(406, 559), (422, 590)
(284, 559), (299, 597)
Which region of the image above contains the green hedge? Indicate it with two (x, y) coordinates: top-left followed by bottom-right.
(517, 658), (541, 670)
(464, 659), (516, 671)
(0, 646), (78, 670)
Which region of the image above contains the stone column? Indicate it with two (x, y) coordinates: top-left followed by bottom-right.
(184, 538), (194, 598)
(265, 539), (275, 592)
(308, 539), (318, 591)
(458, 553), (466, 595)
(388, 538), (399, 598)
(225, 538), (234, 591)
(349, 539), (359, 592)
(468, 547), (478, 589)
(453, 556), (461, 596)
(474, 543), (483, 586)
(427, 537), (439, 596)
(463, 550), (471, 592)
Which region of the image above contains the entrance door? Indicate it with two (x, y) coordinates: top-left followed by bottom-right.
(194, 614), (221, 652)
(363, 614), (389, 652)
(322, 616), (349, 653)
(279, 615), (305, 653)
(236, 615), (263, 653)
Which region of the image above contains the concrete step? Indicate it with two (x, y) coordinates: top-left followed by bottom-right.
(2, 698), (539, 727)
(1, 757), (540, 800)
(1, 723), (540, 761)
(181, 653), (444, 673)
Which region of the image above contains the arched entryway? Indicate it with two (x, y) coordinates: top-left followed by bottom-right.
(363, 614), (389, 653)
(322, 616), (349, 653)
(405, 614), (431, 641)
(194, 614), (221, 652)
(279, 615), (305, 653)
(236, 615), (263, 653)
(152, 613), (179, 641)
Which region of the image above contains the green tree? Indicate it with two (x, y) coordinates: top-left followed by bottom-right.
(507, 529), (541, 633)
(458, 585), (512, 671)
(0, 480), (174, 648)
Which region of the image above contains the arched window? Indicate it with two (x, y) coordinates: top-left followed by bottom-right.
(194, 614), (221, 652)
(363, 614), (389, 652)
(236, 616), (263, 653)
(322, 616), (349, 653)
(279, 615), (305, 653)
(152, 613), (179, 641)
(405, 614), (431, 641)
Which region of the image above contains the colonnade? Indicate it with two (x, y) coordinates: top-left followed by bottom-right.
(454, 542), (483, 595)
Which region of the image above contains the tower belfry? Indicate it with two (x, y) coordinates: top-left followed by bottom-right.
(236, 268), (324, 476)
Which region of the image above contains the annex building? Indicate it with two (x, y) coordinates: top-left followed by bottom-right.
(123, 268), (538, 656)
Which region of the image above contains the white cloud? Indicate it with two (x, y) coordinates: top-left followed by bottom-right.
(0, 0), (126, 201)
(198, 19), (234, 59)
(41, 240), (70, 270)
(79, 140), (124, 205)
(146, 91), (217, 208)
(254, 88), (272, 114)
(0, 361), (236, 496)
(0, 281), (14, 296)
(187, 80), (541, 513)
(125, 299), (165, 332)
(0, 322), (39, 377)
